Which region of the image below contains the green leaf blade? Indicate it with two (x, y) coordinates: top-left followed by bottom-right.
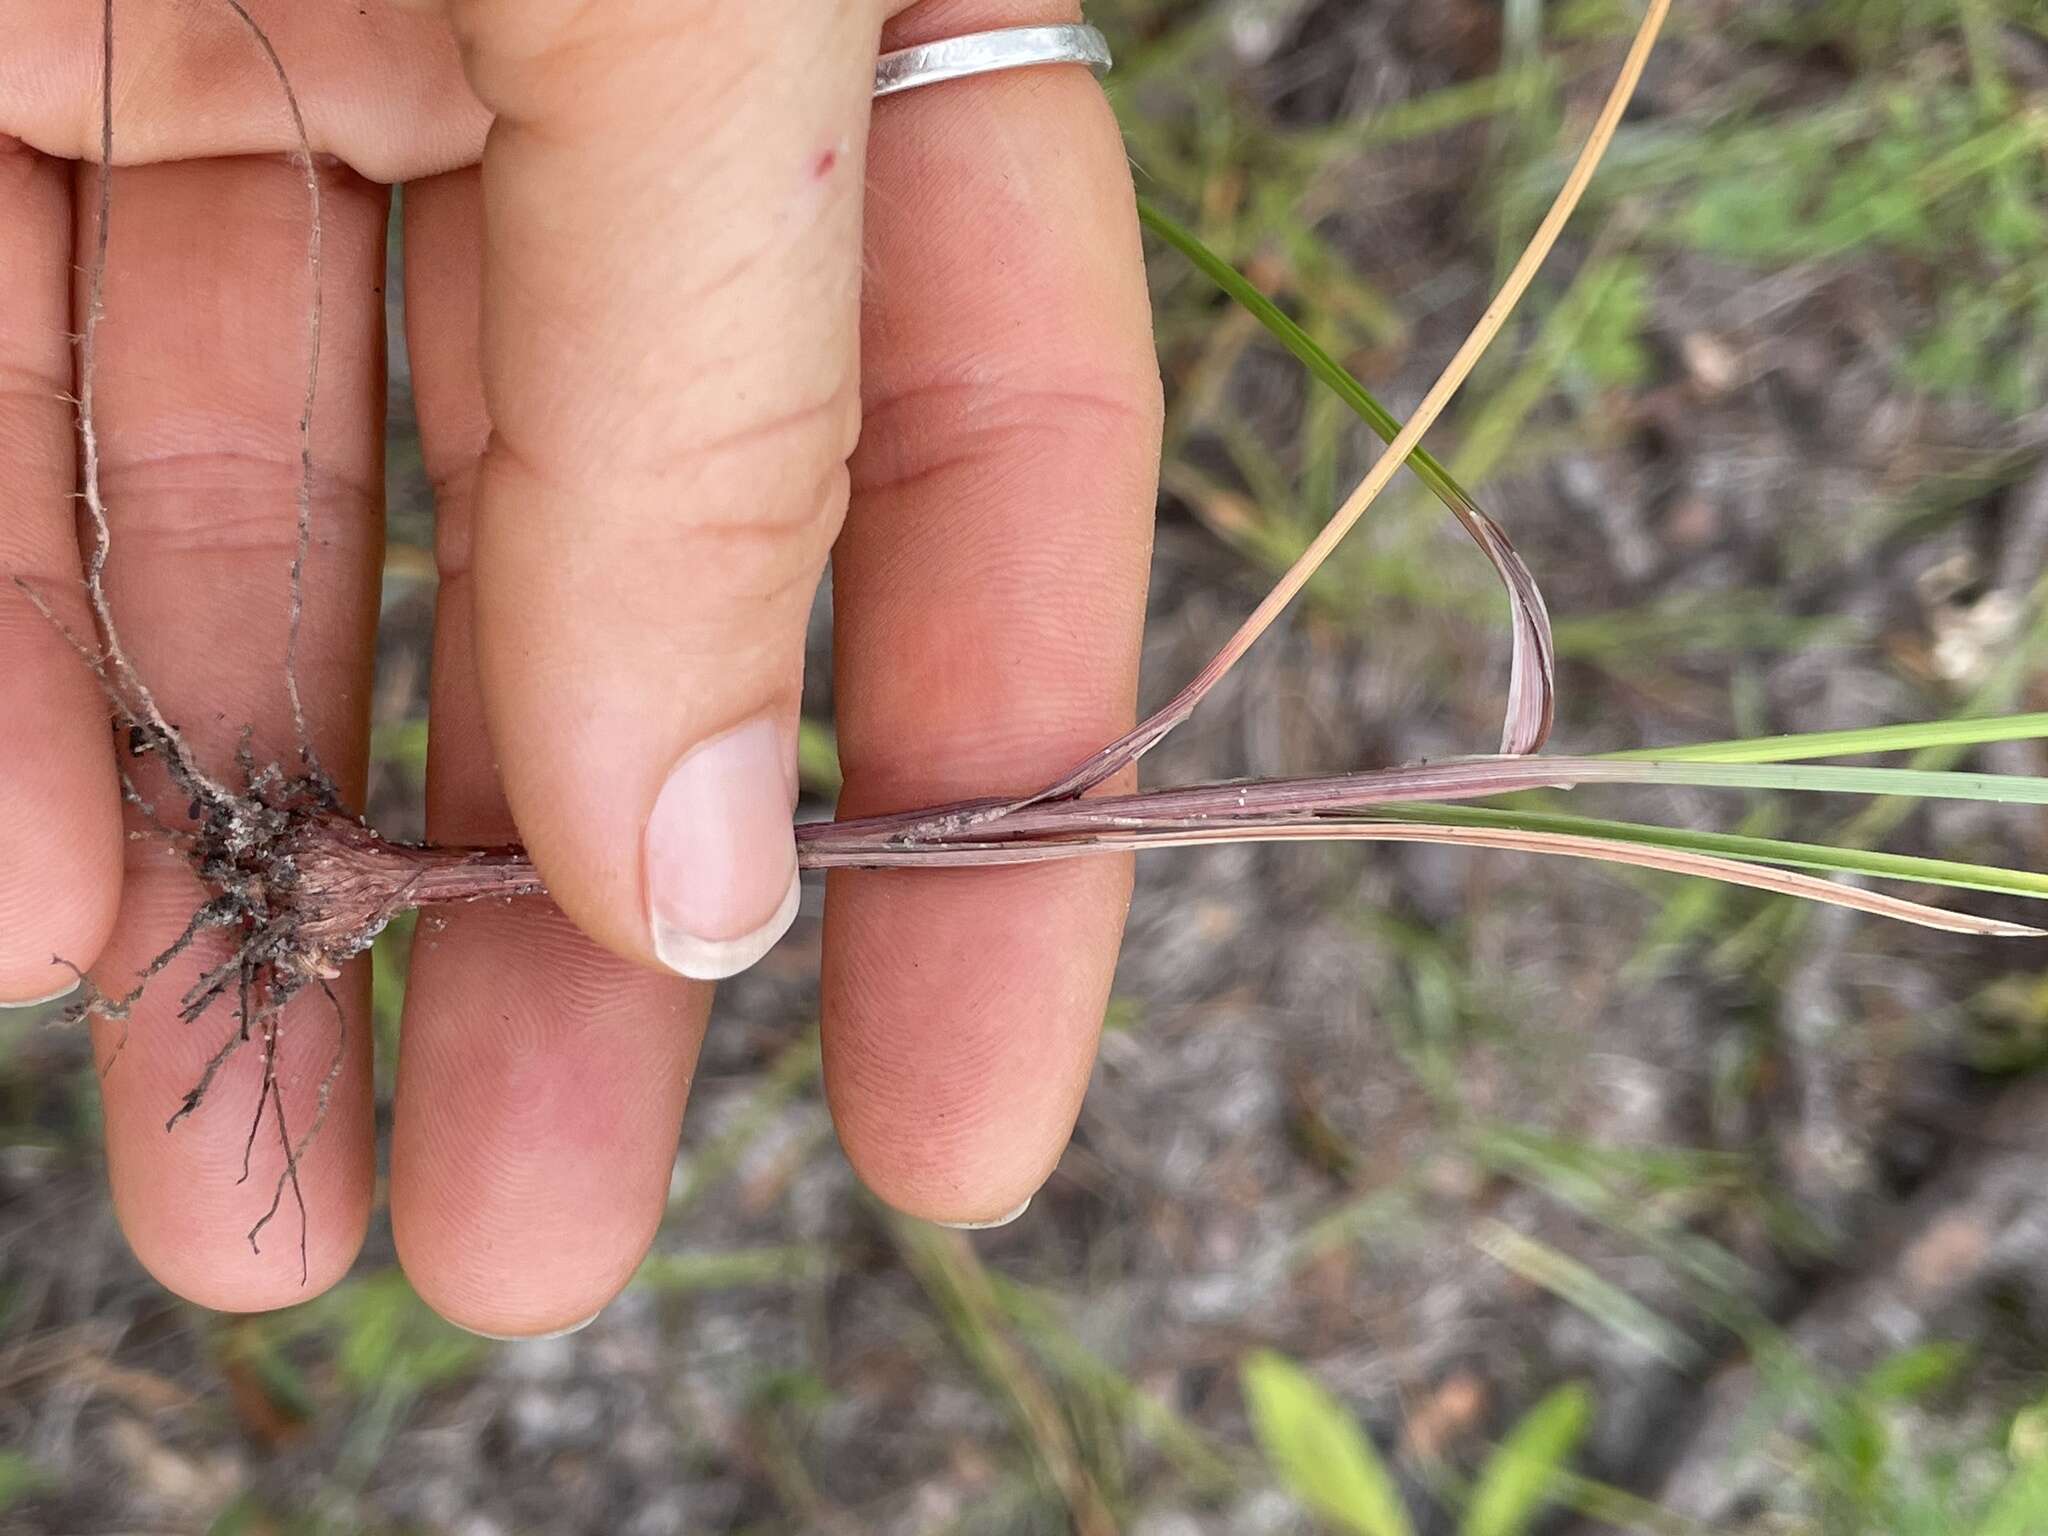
(1463, 1383), (1593, 1536)
(1977, 1457), (2048, 1536)
(1369, 803), (2048, 905)
(1601, 713), (2048, 764)
(1242, 1349), (1416, 1536)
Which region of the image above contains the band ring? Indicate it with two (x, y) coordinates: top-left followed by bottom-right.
(873, 23), (1112, 100)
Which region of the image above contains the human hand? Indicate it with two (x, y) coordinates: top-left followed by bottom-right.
(0, 0), (1159, 1333)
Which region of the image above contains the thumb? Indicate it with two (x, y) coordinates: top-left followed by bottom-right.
(443, 0), (879, 977)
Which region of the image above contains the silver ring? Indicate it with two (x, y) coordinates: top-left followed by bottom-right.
(873, 24), (1112, 100)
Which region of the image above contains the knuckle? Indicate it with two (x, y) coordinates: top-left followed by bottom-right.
(479, 390), (852, 592)
(858, 372), (1161, 496)
(97, 449), (378, 561)
(446, 0), (769, 120)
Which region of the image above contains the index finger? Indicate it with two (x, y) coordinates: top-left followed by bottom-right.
(822, 0), (1161, 1225)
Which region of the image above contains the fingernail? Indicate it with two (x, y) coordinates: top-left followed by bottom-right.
(458, 1309), (602, 1343)
(935, 1195), (1033, 1231)
(645, 715), (800, 981)
(1, 981), (80, 1011)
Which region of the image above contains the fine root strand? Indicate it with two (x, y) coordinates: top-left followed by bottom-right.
(219, 0), (327, 784)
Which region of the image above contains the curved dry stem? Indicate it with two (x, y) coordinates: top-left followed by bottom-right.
(1014, 0), (1669, 814)
(1135, 200), (1556, 757)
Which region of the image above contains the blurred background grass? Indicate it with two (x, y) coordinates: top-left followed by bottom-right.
(8, 1), (2048, 1532)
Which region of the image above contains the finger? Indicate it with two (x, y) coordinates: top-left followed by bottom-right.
(389, 169), (708, 1338)
(0, 137), (122, 1003)
(85, 156), (386, 1308)
(0, 0), (487, 182)
(446, 0), (881, 980)
(822, 0), (1161, 1224)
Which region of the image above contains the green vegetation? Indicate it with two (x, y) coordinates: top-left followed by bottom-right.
(1242, 1351), (1592, 1536)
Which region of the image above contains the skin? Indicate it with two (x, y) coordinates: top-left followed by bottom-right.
(0, 0), (1159, 1332)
